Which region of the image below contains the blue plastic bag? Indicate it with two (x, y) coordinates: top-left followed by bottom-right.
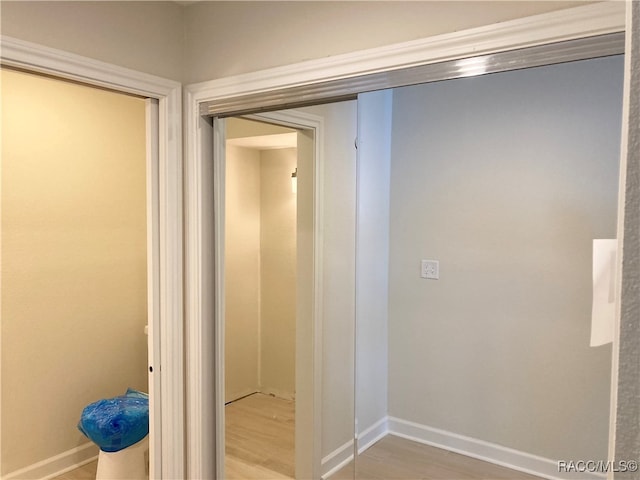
(78, 389), (149, 452)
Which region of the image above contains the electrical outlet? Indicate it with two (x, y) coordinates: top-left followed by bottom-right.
(421, 260), (439, 280)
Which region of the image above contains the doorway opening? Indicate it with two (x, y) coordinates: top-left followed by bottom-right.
(0, 66), (158, 480)
(185, 11), (628, 477)
(216, 111), (321, 479)
(224, 117), (298, 479)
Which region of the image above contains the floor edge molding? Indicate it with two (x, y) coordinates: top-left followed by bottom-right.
(387, 416), (605, 480)
(321, 440), (354, 480)
(3, 443), (99, 480)
(357, 416), (388, 454)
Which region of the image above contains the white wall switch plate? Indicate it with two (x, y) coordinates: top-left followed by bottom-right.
(421, 259), (439, 280)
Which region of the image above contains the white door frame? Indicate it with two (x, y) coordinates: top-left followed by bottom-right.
(210, 110), (325, 479)
(0, 36), (185, 480)
(185, 3), (628, 478)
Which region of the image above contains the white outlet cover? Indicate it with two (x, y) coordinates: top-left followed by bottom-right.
(421, 259), (439, 280)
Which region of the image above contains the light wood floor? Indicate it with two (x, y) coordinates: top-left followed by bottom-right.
(331, 435), (544, 480)
(51, 460), (97, 480)
(225, 393), (295, 479)
(56, 400), (543, 480)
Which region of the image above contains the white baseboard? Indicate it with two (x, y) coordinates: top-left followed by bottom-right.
(259, 387), (295, 401)
(321, 439), (354, 479)
(226, 387), (295, 404)
(225, 387), (259, 404)
(387, 416), (605, 480)
(3, 442), (99, 480)
(356, 416), (388, 454)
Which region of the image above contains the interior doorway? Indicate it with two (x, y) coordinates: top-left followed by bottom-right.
(224, 117), (299, 478)
(216, 111), (320, 479)
(0, 66), (160, 480)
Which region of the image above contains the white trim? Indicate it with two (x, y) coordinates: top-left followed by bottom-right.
(184, 3), (626, 476)
(226, 389), (260, 404)
(258, 387), (295, 402)
(387, 417), (605, 480)
(145, 98), (162, 480)
(338, 416), (608, 480)
(2, 443), (98, 480)
(184, 106), (325, 477)
(0, 37), (179, 98)
(212, 118), (226, 480)
(186, 2), (624, 103)
(0, 36), (184, 480)
(356, 417), (389, 455)
(184, 92), (216, 480)
(321, 440), (354, 480)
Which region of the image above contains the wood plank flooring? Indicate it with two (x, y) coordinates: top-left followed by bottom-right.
(56, 397), (544, 480)
(51, 460), (97, 480)
(225, 393), (295, 479)
(331, 435), (544, 480)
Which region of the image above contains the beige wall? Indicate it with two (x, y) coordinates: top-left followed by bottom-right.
(260, 148), (298, 398)
(1, 1), (593, 85)
(296, 102), (358, 459)
(387, 56), (623, 460)
(224, 125), (298, 402)
(182, 1), (591, 83)
(224, 144), (262, 402)
(1, 69), (147, 474)
(0, 1), (184, 82)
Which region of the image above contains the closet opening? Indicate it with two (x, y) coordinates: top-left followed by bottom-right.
(185, 25), (630, 480)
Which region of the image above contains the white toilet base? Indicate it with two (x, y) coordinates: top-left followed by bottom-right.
(96, 436), (148, 480)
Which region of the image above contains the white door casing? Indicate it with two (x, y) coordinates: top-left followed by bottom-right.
(206, 110), (325, 479)
(145, 97), (162, 480)
(293, 125), (320, 480)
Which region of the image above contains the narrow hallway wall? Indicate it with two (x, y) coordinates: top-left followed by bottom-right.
(224, 145), (261, 402)
(260, 148), (297, 399)
(224, 119), (298, 402)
